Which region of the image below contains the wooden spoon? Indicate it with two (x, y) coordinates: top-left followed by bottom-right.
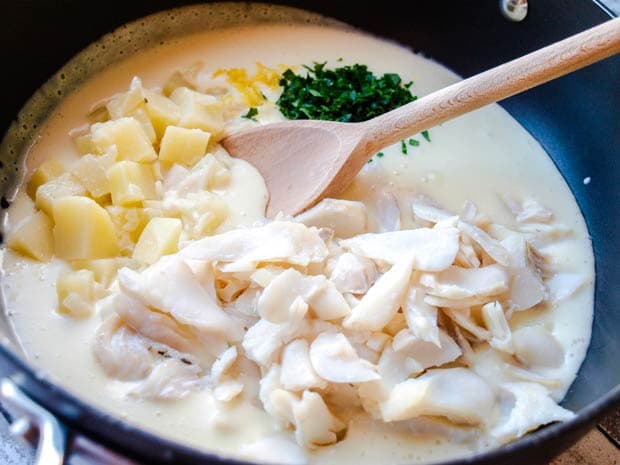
(222, 18), (620, 218)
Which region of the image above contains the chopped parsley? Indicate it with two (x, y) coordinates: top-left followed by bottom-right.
(277, 62), (416, 122)
(421, 130), (431, 142)
(242, 107), (259, 121)
(408, 138), (420, 147)
(401, 140), (408, 155)
(376, 152), (384, 158)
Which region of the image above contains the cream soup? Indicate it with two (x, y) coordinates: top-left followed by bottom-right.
(1, 23), (594, 465)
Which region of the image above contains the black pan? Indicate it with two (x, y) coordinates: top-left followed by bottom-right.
(0, 1), (618, 464)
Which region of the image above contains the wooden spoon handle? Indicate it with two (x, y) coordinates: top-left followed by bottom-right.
(363, 17), (620, 152)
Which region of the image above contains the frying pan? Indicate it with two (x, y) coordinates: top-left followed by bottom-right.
(0, 1), (618, 464)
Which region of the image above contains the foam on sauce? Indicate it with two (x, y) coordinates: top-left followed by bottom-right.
(1, 24), (594, 464)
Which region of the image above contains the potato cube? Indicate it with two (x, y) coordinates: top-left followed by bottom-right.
(105, 79), (157, 143)
(53, 196), (119, 260)
(158, 126), (211, 167)
(35, 173), (86, 217)
(56, 269), (96, 318)
(71, 259), (117, 287)
(6, 211), (54, 261)
(173, 192), (227, 239)
(205, 154), (231, 188)
(71, 153), (114, 199)
(163, 70), (195, 97)
(107, 161), (157, 206)
(71, 257), (136, 288)
(144, 90), (180, 138)
(170, 87), (224, 138)
(105, 206), (144, 255)
(142, 201), (165, 225)
(133, 217), (182, 264)
(106, 205), (149, 239)
(72, 133), (96, 156)
(91, 117), (157, 162)
(27, 159), (66, 199)
(131, 107), (157, 144)
(87, 104), (110, 124)
(195, 194), (228, 235)
(106, 79), (145, 120)
(151, 161), (164, 182)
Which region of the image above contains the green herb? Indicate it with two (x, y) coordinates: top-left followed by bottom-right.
(421, 130), (431, 142)
(242, 107), (259, 121)
(376, 152), (384, 158)
(367, 158), (373, 163)
(277, 63), (416, 122)
(408, 138), (420, 147)
(401, 140), (408, 155)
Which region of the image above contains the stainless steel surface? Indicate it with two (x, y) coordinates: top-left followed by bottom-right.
(0, 379), (65, 465)
(0, 417), (33, 465)
(66, 436), (140, 465)
(0, 380), (140, 465)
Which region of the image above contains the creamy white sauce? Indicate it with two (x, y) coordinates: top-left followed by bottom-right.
(1, 24), (594, 465)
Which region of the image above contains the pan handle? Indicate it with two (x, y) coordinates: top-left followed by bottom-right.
(0, 378), (66, 465)
(0, 378), (140, 465)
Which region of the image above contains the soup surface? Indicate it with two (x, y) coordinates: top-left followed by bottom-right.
(0, 21), (594, 465)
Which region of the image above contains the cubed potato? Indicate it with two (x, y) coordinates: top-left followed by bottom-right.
(53, 196), (119, 260)
(131, 107), (157, 144)
(163, 70), (196, 97)
(106, 206), (150, 255)
(71, 259), (117, 287)
(72, 133), (96, 156)
(144, 89), (181, 138)
(71, 257), (138, 288)
(205, 154), (231, 188)
(180, 192), (228, 238)
(196, 194), (228, 236)
(87, 104), (110, 124)
(105, 79), (156, 144)
(91, 117), (157, 162)
(142, 200), (164, 209)
(27, 159), (66, 199)
(107, 161), (157, 206)
(142, 201), (165, 228)
(151, 160), (164, 182)
(56, 269), (96, 318)
(122, 208), (150, 239)
(35, 173), (86, 217)
(106, 79), (145, 120)
(6, 211), (54, 261)
(133, 217), (182, 264)
(71, 153), (114, 199)
(158, 126), (211, 167)
(170, 87), (224, 138)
